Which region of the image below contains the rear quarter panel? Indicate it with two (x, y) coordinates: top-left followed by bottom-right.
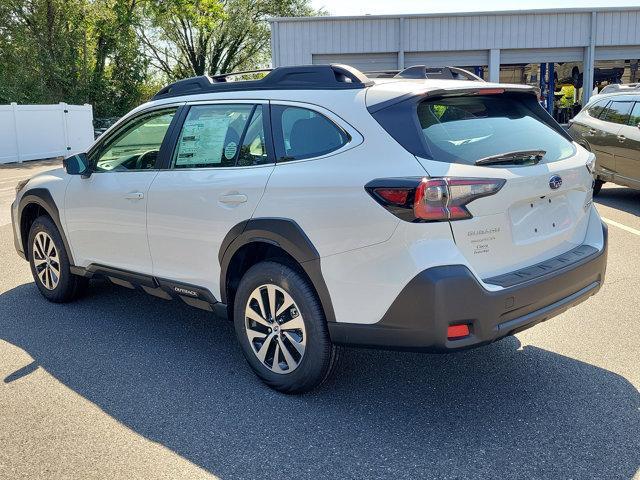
(253, 93), (428, 257)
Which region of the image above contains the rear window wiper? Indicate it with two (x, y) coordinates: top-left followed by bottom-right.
(475, 150), (546, 166)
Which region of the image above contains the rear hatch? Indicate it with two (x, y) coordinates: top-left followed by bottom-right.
(369, 84), (594, 280)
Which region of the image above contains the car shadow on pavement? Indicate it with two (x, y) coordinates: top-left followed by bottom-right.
(595, 187), (640, 217)
(1, 280), (639, 479)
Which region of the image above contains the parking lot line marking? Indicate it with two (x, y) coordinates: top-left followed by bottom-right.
(602, 217), (640, 236)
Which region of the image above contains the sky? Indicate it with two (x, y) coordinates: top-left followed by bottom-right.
(309, 0), (640, 16)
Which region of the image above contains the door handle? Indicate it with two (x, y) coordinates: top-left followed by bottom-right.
(219, 193), (248, 205)
(124, 192), (144, 200)
(617, 135), (626, 143)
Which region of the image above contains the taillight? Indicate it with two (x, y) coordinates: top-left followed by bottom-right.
(414, 179), (448, 220)
(366, 177), (505, 222)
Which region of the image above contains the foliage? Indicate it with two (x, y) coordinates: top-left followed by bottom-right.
(0, 0), (150, 117)
(0, 0), (320, 116)
(140, 0), (320, 78)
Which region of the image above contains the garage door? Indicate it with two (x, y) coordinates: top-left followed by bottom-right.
(595, 46), (640, 61)
(312, 53), (398, 71)
(501, 48), (583, 64)
(405, 50), (488, 68)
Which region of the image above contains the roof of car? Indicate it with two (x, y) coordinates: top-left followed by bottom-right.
(148, 64), (535, 113)
(151, 64), (498, 100)
(586, 90), (640, 106)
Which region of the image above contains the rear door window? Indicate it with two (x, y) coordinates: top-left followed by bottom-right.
(172, 104), (271, 169)
(600, 101), (633, 125)
(271, 105), (350, 161)
(628, 102), (640, 126)
(416, 95), (575, 165)
(586, 99), (610, 118)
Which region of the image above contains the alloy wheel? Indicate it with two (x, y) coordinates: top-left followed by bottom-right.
(32, 232), (60, 290)
(244, 284), (306, 374)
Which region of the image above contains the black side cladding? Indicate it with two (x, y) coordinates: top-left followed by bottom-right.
(18, 188), (75, 264)
(219, 218), (336, 323)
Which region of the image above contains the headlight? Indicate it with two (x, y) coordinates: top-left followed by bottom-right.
(585, 153), (596, 174)
(15, 179), (29, 195)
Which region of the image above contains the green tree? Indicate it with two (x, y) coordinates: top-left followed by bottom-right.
(0, 0), (149, 117)
(139, 0), (319, 79)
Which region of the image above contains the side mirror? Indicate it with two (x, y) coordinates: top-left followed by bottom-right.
(63, 153), (91, 178)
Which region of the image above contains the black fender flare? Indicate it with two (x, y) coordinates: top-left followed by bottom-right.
(18, 188), (75, 264)
(219, 218), (336, 323)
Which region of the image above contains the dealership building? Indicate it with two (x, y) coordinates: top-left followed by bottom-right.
(269, 7), (640, 107)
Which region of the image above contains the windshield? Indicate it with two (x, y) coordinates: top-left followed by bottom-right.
(417, 95), (575, 166)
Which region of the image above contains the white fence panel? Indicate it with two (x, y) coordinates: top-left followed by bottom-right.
(0, 103), (94, 164)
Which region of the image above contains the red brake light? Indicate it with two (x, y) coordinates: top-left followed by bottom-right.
(373, 188), (410, 206)
(474, 88), (505, 95)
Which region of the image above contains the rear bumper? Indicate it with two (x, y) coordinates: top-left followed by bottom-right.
(328, 222), (608, 352)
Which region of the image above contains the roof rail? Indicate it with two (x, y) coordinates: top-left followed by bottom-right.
(363, 70), (403, 79)
(152, 64), (373, 100)
(600, 82), (640, 94)
(395, 66), (485, 82)
(365, 66), (484, 82)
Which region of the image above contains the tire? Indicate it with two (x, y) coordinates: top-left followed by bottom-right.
(28, 215), (88, 303)
(233, 261), (340, 394)
(593, 178), (604, 196)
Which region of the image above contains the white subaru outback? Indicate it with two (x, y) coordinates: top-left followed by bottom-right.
(12, 65), (607, 393)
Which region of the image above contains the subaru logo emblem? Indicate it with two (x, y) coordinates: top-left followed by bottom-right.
(549, 175), (562, 190)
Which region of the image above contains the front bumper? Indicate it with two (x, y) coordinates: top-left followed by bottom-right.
(11, 200), (26, 260)
(328, 222), (608, 352)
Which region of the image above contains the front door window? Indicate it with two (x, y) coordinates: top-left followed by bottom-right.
(91, 109), (177, 172)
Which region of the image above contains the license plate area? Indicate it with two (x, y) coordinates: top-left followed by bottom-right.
(509, 194), (574, 245)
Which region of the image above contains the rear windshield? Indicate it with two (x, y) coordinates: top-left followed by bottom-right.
(416, 95), (575, 165)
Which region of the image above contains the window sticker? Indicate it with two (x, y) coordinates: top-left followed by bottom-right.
(224, 141), (238, 160)
(175, 114), (231, 166)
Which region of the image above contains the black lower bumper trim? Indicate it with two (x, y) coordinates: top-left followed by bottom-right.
(11, 204), (26, 260)
(484, 244), (598, 288)
(329, 223), (608, 352)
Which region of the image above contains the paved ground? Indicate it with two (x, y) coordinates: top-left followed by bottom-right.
(0, 161), (638, 479)
(0, 159), (62, 227)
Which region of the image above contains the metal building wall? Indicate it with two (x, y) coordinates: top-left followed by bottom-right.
(272, 8), (640, 65)
(270, 7), (640, 103)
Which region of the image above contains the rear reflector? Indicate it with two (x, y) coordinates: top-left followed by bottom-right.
(447, 324), (470, 340)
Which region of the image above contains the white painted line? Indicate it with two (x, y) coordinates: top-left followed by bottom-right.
(602, 217), (640, 236)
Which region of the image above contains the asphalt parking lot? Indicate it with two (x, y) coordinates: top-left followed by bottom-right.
(0, 161), (638, 479)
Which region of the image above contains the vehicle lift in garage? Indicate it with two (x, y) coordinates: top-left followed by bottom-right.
(539, 63), (556, 116)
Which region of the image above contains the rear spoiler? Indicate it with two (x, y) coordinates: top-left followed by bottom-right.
(368, 85), (537, 114)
